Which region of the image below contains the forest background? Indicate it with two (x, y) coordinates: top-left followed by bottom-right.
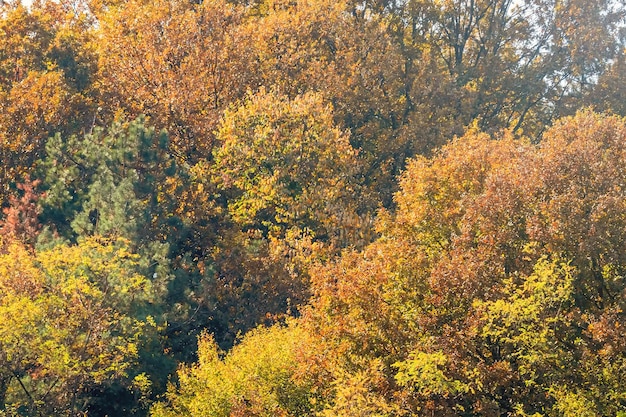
(2, 0), (626, 415)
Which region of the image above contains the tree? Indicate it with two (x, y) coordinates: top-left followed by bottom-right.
(404, 0), (626, 135)
(95, 0), (256, 160)
(213, 88), (363, 242)
(0, 1), (97, 207)
(244, 0), (419, 205)
(0, 176), (42, 248)
(0, 238), (154, 416)
(37, 117), (210, 371)
(586, 49), (626, 116)
(150, 323), (319, 417)
(303, 111), (626, 416)
(194, 88), (373, 348)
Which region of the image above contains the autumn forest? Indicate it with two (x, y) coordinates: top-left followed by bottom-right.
(1, 0), (626, 415)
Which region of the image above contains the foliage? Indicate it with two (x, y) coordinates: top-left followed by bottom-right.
(95, 0), (255, 160)
(190, 88), (375, 348)
(213, 88), (362, 242)
(150, 324), (319, 417)
(40, 117), (177, 245)
(304, 111), (626, 416)
(1, 0), (626, 414)
(0, 176), (42, 247)
(0, 0), (96, 206)
(0, 238), (153, 416)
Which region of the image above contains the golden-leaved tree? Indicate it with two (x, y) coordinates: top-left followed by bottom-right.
(0, 238), (154, 416)
(150, 323), (320, 417)
(96, 0), (257, 160)
(301, 111), (626, 416)
(0, 1), (97, 206)
(190, 88), (372, 347)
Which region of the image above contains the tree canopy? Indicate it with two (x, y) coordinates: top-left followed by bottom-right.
(1, 0), (626, 415)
